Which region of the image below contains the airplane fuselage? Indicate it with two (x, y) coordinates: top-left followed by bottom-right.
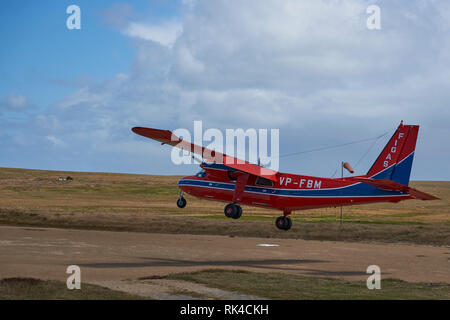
(178, 163), (413, 213)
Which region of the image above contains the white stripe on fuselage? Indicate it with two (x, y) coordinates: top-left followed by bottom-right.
(179, 180), (410, 198)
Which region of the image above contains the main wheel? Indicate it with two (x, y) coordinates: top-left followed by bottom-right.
(224, 203), (242, 219)
(177, 197), (187, 208)
(232, 205), (242, 219)
(284, 217), (292, 230)
(275, 216), (292, 230)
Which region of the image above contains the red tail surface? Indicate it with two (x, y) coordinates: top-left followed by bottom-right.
(367, 122), (419, 185)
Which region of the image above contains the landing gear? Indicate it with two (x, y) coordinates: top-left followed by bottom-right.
(177, 197), (186, 208)
(224, 203), (242, 219)
(177, 191), (186, 208)
(275, 216), (292, 231)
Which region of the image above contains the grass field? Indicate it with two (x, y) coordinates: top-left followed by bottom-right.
(0, 167), (449, 245)
(167, 269), (450, 300)
(3, 271), (449, 300)
(0, 278), (145, 300)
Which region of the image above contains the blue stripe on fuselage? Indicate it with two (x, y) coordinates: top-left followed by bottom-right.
(178, 179), (406, 197)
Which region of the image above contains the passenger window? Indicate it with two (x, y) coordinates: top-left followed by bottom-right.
(196, 170), (206, 178)
(255, 177), (273, 187)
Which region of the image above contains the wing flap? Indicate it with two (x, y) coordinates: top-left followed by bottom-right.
(132, 127), (278, 181)
(350, 177), (439, 200)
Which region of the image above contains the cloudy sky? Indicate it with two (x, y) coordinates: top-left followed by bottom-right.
(1, 0), (449, 180)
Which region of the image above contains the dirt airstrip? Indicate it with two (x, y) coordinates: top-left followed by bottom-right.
(1, 225), (449, 298)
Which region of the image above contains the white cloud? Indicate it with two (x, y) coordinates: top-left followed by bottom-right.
(175, 45), (205, 74)
(123, 21), (182, 47)
(7, 0), (450, 178)
(8, 94), (27, 108)
(1, 94), (28, 109)
(46, 135), (65, 147)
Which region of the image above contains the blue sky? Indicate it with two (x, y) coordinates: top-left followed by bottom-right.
(0, 0), (175, 105)
(1, 0), (449, 180)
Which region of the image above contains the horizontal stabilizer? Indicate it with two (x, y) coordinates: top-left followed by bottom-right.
(350, 177), (439, 200)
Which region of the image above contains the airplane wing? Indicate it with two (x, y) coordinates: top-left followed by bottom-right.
(349, 177), (439, 200)
(132, 127), (278, 181)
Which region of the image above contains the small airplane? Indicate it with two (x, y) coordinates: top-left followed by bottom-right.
(132, 121), (439, 231)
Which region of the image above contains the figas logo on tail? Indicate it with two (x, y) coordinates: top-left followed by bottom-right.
(384, 132), (404, 168)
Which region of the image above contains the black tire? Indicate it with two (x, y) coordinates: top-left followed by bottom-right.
(275, 216), (292, 230)
(284, 217), (292, 230)
(224, 203), (237, 218)
(231, 205), (242, 219)
(275, 216), (285, 230)
(224, 203), (242, 219)
(177, 197), (187, 208)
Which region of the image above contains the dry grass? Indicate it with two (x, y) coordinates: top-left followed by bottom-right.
(0, 167), (449, 245)
(168, 269), (450, 300)
(0, 277), (145, 300)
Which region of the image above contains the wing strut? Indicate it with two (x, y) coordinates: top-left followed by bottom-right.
(233, 174), (250, 203)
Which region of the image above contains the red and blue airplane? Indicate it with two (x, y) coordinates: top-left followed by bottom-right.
(132, 122), (438, 231)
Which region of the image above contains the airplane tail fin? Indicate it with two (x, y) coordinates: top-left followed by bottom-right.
(366, 121), (419, 186)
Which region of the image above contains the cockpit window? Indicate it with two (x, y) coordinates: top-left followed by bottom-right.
(255, 177), (273, 187)
(196, 170), (206, 178)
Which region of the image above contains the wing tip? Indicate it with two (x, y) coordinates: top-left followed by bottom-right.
(131, 127), (141, 134)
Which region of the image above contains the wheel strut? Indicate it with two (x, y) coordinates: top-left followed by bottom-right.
(177, 190), (186, 208)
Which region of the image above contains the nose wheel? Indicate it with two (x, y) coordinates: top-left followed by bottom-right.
(177, 191), (187, 208)
(275, 216), (292, 230)
(224, 203), (242, 219)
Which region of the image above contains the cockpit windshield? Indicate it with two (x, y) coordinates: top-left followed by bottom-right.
(196, 169), (206, 178)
